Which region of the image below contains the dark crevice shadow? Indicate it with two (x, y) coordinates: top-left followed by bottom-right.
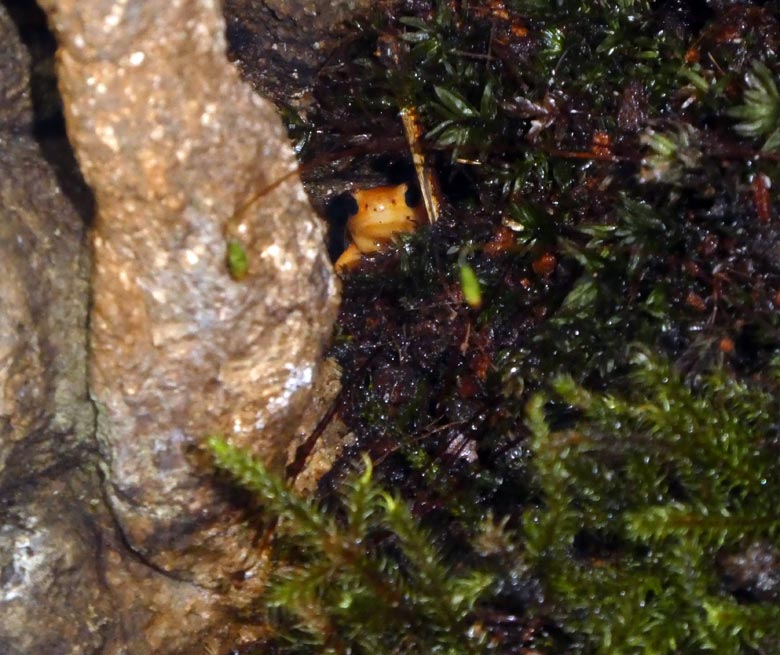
(2, 0), (95, 227)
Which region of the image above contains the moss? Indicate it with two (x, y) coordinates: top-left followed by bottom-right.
(210, 439), (496, 655)
(214, 2), (780, 653)
(211, 352), (780, 653)
(524, 353), (780, 654)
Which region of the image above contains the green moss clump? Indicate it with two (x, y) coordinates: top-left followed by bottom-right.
(524, 352), (780, 654)
(209, 438), (496, 655)
(210, 350), (780, 653)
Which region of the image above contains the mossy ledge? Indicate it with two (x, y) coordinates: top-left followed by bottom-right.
(212, 1), (780, 653)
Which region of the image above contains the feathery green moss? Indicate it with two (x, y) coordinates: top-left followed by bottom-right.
(524, 353), (780, 654)
(210, 438), (496, 655)
(211, 349), (780, 653)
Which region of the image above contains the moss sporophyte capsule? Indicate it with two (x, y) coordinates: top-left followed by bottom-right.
(226, 240), (249, 280)
(458, 262), (482, 309)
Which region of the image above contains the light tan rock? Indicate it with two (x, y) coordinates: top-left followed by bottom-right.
(1, 0), (359, 650)
(36, 0), (340, 588)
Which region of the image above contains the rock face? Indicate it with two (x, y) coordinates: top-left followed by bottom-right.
(38, 0), (340, 589)
(0, 3), (104, 653)
(0, 0), (92, 506)
(0, 0), (357, 652)
(225, 0), (373, 105)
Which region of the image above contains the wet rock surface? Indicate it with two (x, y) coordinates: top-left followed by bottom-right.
(225, 0), (397, 246)
(0, 1), (93, 491)
(225, 0), (373, 106)
(0, 0), (362, 652)
(38, 0), (340, 588)
(1, 472), (110, 655)
(0, 3), (103, 653)
(721, 543), (780, 603)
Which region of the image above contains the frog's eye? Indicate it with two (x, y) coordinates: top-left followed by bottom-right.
(326, 192), (359, 263)
(335, 183), (426, 272)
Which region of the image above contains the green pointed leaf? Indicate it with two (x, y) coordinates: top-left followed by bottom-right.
(433, 85), (478, 119)
(762, 127), (780, 152)
(480, 81), (498, 120)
